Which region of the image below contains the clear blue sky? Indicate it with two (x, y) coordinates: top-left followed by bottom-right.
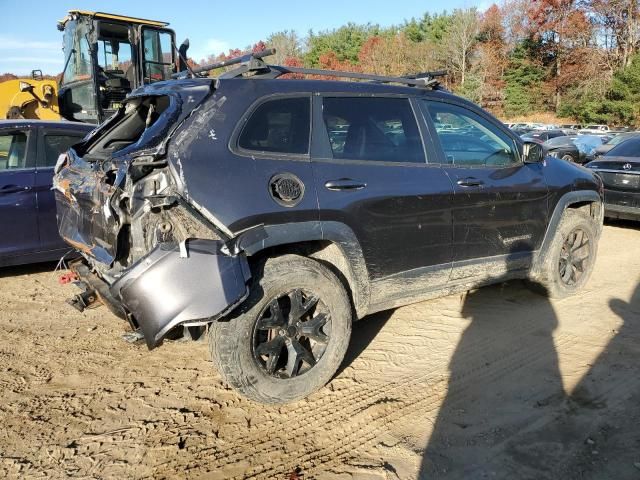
(1, 0), (486, 75)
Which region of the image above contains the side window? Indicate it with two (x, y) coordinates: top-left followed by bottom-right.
(142, 29), (174, 82)
(238, 97), (311, 155)
(424, 101), (519, 167)
(0, 131), (29, 171)
(322, 97), (425, 163)
(41, 134), (84, 168)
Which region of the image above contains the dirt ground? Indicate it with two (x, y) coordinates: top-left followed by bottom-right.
(0, 222), (639, 480)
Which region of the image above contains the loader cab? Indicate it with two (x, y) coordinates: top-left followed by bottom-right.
(57, 11), (177, 124)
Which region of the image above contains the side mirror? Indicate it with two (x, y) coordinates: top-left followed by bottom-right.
(523, 141), (544, 163)
(177, 38), (190, 73)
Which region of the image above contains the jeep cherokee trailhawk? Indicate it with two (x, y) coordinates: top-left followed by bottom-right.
(54, 50), (604, 403)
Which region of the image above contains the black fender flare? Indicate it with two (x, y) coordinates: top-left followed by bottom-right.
(236, 221), (371, 318)
(535, 189), (603, 270)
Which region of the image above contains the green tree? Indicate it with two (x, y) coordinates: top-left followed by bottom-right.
(503, 40), (546, 117)
(305, 23), (382, 67)
(402, 12), (453, 43)
(561, 52), (640, 125)
(459, 71), (483, 103)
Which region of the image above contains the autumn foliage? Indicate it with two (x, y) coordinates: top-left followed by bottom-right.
(4, 1), (640, 124)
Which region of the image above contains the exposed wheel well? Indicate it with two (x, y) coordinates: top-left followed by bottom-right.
(567, 200), (601, 222)
(246, 240), (368, 318)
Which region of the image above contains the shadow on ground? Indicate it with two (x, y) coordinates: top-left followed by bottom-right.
(418, 280), (640, 479)
(0, 261), (59, 279)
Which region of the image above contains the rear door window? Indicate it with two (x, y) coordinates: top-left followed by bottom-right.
(322, 97), (425, 163)
(238, 97), (311, 155)
(0, 131), (30, 171)
(41, 133), (86, 168)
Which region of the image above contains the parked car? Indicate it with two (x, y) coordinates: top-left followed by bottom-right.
(544, 135), (607, 164)
(521, 129), (567, 142)
(585, 137), (640, 221)
(580, 124), (610, 134)
(591, 131), (640, 159)
(0, 120), (94, 267)
(559, 123), (582, 131)
(54, 56), (604, 404)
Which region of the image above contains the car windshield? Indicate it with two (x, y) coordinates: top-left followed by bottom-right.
(607, 133), (637, 146)
(605, 137), (640, 157)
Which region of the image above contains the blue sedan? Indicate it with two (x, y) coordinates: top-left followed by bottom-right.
(0, 120), (94, 267)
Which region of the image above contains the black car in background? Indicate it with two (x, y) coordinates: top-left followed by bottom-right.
(0, 120), (94, 267)
(586, 137), (640, 221)
(543, 135), (607, 164)
(521, 129), (567, 142)
(592, 131), (640, 159)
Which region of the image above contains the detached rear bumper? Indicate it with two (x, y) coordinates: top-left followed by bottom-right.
(70, 239), (250, 349)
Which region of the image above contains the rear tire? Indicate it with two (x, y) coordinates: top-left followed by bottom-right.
(561, 153), (576, 163)
(209, 254), (352, 404)
(534, 209), (598, 298)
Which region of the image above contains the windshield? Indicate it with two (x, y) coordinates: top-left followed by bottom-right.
(61, 20), (92, 85)
(606, 137), (640, 157)
(607, 133), (638, 146)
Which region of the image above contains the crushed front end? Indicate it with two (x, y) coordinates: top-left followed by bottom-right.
(53, 79), (251, 349)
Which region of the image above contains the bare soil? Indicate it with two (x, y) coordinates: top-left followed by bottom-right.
(0, 223), (639, 479)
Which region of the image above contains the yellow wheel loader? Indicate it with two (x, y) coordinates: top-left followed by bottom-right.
(1, 10), (189, 124)
(0, 71), (60, 120)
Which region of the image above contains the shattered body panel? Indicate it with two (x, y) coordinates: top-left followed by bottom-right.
(112, 240), (249, 348)
(53, 78), (255, 347)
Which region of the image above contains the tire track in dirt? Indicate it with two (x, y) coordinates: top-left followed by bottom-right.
(150, 326), (582, 478)
(1, 225), (639, 479)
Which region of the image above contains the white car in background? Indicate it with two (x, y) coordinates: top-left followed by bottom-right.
(580, 124), (610, 134)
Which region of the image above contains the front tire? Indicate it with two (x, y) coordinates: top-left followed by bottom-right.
(534, 209), (599, 298)
(209, 254), (352, 404)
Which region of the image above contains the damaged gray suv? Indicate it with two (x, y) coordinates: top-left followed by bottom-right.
(54, 51), (604, 403)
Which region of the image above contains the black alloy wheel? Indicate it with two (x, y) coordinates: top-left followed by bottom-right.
(558, 228), (590, 286)
(253, 288), (330, 378)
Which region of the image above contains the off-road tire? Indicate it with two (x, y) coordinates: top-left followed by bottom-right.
(209, 254), (352, 404)
(534, 209), (599, 298)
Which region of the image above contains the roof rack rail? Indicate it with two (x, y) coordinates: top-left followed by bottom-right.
(180, 48), (276, 77)
(175, 49), (447, 89)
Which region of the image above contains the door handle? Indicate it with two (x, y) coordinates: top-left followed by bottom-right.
(0, 184), (31, 194)
(456, 177), (484, 187)
(324, 179), (367, 191)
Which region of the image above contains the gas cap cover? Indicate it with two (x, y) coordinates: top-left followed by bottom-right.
(269, 173), (305, 207)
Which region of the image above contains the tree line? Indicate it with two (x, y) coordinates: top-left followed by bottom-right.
(194, 0), (640, 126)
(2, 1), (638, 125)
